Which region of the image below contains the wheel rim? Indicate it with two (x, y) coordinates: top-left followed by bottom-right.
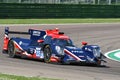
(8, 41), (15, 57)
(44, 47), (51, 62)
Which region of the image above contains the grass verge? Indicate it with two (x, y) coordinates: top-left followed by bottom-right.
(0, 18), (120, 24)
(0, 73), (60, 80)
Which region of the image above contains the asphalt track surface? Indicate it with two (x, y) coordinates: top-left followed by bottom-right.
(0, 23), (120, 80)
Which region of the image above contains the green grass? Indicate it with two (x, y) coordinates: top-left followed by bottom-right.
(0, 18), (120, 24)
(0, 73), (60, 80)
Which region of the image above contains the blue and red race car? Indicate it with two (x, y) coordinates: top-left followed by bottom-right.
(3, 27), (106, 65)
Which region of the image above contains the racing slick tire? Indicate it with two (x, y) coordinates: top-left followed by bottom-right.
(2, 50), (8, 54)
(96, 53), (105, 66)
(43, 45), (52, 63)
(8, 40), (16, 58)
(96, 60), (101, 66)
(96, 53), (106, 67)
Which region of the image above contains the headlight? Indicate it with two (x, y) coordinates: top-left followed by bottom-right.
(93, 49), (101, 57)
(55, 46), (64, 55)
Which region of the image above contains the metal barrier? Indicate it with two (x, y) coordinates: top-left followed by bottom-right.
(0, 3), (120, 18)
(0, 0), (120, 5)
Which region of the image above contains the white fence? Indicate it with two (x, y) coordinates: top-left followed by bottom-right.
(0, 0), (120, 5)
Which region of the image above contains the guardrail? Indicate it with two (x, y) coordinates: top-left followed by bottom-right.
(0, 3), (120, 18)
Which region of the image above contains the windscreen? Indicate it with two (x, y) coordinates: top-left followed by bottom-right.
(53, 39), (74, 47)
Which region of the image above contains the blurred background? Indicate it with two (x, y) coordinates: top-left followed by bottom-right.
(0, 0), (120, 5)
(0, 0), (120, 18)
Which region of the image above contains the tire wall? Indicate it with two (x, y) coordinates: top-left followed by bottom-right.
(0, 3), (120, 18)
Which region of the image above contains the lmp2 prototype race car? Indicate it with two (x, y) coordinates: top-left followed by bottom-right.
(3, 27), (106, 66)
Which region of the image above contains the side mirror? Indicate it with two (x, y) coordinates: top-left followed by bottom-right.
(82, 41), (88, 45)
(37, 40), (44, 43)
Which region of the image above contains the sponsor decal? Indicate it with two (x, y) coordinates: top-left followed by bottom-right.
(19, 41), (28, 46)
(35, 48), (44, 58)
(19, 41), (22, 45)
(64, 49), (85, 61)
(105, 49), (120, 62)
(85, 47), (92, 52)
(91, 45), (98, 48)
(66, 46), (77, 49)
(71, 50), (83, 53)
(33, 31), (41, 36)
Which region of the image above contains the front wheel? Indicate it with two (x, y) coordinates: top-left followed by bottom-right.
(96, 60), (101, 66)
(43, 45), (52, 63)
(8, 40), (16, 58)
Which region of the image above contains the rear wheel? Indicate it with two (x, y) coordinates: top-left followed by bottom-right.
(8, 40), (16, 58)
(2, 50), (8, 54)
(43, 45), (52, 63)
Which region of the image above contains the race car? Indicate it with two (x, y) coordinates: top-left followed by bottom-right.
(3, 27), (106, 66)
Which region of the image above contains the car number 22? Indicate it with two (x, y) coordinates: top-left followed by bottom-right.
(36, 47), (44, 58)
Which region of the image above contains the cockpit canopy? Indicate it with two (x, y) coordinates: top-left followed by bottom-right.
(53, 38), (74, 47)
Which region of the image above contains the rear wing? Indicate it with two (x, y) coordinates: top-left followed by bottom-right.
(3, 27), (30, 51)
(4, 27), (46, 40)
(3, 27), (46, 51)
(5, 27), (29, 36)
